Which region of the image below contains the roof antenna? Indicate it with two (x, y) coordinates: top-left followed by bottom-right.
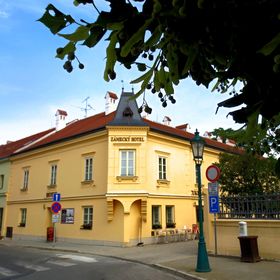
(121, 80), (124, 93)
(81, 96), (94, 118)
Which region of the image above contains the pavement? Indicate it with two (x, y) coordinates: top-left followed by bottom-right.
(0, 238), (279, 280)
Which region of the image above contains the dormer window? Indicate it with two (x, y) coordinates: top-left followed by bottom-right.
(123, 107), (133, 117)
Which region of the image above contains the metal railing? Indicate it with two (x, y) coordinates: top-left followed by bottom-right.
(218, 193), (280, 220)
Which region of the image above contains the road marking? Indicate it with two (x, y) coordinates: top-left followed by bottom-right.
(0, 266), (19, 276)
(56, 254), (98, 263)
(16, 262), (50, 272)
(47, 260), (76, 267)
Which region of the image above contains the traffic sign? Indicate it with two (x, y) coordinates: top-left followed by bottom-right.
(206, 165), (221, 182)
(209, 195), (219, 213)
(52, 214), (60, 223)
(208, 182), (219, 196)
(51, 202), (62, 214)
(52, 193), (61, 202)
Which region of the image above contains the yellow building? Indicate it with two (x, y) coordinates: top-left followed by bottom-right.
(4, 91), (238, 246)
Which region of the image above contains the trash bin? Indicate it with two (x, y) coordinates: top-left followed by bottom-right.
(238, 236), (261, 262)
(47, 227), (54, 242)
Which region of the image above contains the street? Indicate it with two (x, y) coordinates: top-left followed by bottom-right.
(0, 246), (186, 280)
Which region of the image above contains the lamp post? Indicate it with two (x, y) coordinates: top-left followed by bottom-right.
(191, 129), (211, 272)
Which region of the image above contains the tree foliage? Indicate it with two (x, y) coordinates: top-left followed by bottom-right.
(215, 153), (280, 195)
(38, 0), (280, 150)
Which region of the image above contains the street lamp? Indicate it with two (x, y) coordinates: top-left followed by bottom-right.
(191, 129), (211, 272)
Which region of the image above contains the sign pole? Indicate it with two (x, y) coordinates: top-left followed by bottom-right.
(214, 213), (217, 256)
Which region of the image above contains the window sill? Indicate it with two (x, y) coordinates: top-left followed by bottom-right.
(157, 179), (170, 187)
(18, 223), (26, 227)
(116, 176), (138, 182)
(47, 184), (57, 189)
(20, 188), (28, 192)
(81, 180), (95, 186)
(80, 225), (92, 230)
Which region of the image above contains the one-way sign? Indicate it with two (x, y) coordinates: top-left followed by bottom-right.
(52, 193), (61, 202)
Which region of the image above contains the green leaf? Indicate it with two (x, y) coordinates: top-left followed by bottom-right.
(38, 4), (74, 35)
(134, 70), (153, 98)
(144, 25), (162, 49)
(56, 42), (76, 60)
(104, 31), (118, 82)
(83, 26), (106, 48)
(130, 68), (153, 84)
(258, 32), (280, 56)
(120, 19), (152, 57)
(59, 26), (90, 41)
(182, 47), (198, 76)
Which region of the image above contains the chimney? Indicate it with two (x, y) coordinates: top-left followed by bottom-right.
(176, 123), (190, 131)
(105, 91), (118, 115)
(55, 109), (68, 131)
(163, 116), (171, 126)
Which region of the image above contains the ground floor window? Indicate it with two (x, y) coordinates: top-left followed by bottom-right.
(82, 206), (93, 229)
(152, 205), (162, 229)
(19, 208), (27, 227)
(166, 205), (176, 228)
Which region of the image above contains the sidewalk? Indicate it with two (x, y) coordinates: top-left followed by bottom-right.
(1, 238), (279, 280)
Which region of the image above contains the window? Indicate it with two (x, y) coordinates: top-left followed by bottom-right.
(152, 205), (162, 229)
(61, 208), (74, 224)
(22, 169), (29, 190)
(84, 157), (93, 181)
(0, 174), (4, 189)
(159, 156), (167, 180)
(120, 150), (135, 176)
(82, 207), (93, 229)
(19, 208), (27, 227)
(50, 164), (57, 186)
(166, 206), (175, 228)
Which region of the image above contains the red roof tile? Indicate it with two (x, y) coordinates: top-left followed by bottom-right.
(18, 111), (115, 153)
(10, 110), (242, 156)
(107, 91), (118, 100)
(56, 109), (68, 116)
(0, 128), (55, 159)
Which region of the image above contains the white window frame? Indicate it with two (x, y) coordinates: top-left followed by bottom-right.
(83, 206), (93, 227)
(23, 169), (29, 190)
(152, 205), (161, 227)
(166, 205), (175, 225)
(120, 150), (135, 177)
(50, 164), (57, 186)
(20, 208), (27, 226)
(84, 157), (93, 181)
(158, 156), (167, 180)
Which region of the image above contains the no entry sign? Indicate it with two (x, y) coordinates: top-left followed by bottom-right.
(206, 165), (221, 182)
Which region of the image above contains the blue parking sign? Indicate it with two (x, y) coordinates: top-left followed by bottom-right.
(52, 193), (61, 202)
(209, 195), (219, 213)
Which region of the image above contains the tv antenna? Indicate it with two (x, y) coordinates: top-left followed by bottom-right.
(80, 96), (95, 118)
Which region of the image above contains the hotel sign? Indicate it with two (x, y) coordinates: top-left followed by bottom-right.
(110, 136), (145, 142)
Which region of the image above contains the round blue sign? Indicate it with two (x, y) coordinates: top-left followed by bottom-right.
(51, 202), (61, 214)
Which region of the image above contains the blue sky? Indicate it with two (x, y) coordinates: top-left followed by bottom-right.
(0, 0), (242, 145)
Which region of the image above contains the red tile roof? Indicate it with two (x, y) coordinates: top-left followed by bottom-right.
(8, 110), (242, 157)
(107, 91), (118, 100)
(16, 111), (115, 153)
(0, 128), (55, 159)
(56, 109), (68, 116)
(143, 118), (243, 154)
(176, 124), (188, 130)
